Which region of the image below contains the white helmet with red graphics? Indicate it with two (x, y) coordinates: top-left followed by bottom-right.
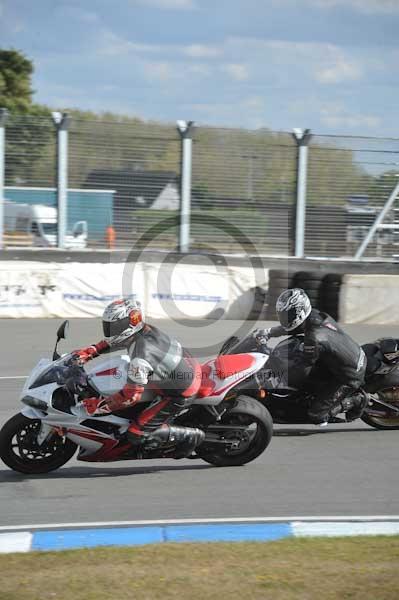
(102, 298), (144, 345)
(276, 288), (311, 331)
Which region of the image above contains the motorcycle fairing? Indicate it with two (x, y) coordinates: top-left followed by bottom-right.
(87, 352), (268, 405)
(194, 352), (268, 404)
(87, 355), (130, 396)
(16, 351), (268, 462)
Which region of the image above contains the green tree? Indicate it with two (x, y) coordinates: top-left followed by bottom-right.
(367, 170), (399, 207)
(0, 49), (53, 185)
(0, 49), (33, 112)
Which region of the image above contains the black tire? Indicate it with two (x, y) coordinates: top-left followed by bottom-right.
(269, 269), (293, 280)
(361, 411), (399, 430)
(196, 396), (273, 467)
(321, 289), (340, 301)
(361, 413), (399, 430)
(293, 271), (324, 282)
(321, 299), (340, 311)
(268, 277), (293, 288)
(0, 414), (77, 474)
(301, 291), (321, 304)
(323, 279), (342, 289)
(323, 273), (343, 284)
(296, 280), (323, 291)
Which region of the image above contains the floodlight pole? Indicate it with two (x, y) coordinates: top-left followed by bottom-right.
(52, 111), (70, 249)
(0, 108), (8, 250)
(177, 120), (195, 253)
(354, 180), (399, 259)
(293, 128), (312, 258)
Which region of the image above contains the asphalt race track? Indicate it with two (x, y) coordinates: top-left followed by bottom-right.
(0, 318), (398, 527)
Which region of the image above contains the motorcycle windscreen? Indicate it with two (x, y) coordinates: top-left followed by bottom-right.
(29, 364), (69, 388)
(258, 336), (312, 391)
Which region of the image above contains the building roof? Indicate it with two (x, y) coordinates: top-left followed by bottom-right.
(84, 169), (178, 208)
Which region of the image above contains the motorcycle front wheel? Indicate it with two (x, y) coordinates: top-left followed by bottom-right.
(196, 395), (273, 466)
(0, 414), (77, 474)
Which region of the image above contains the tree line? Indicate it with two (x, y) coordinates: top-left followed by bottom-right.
(1, 49), (396, 207)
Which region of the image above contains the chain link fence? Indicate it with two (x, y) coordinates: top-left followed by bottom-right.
(306, 134), (399, 258)
(68, 118), (181, 249)
(1, 112), (399, 259)
(191, 127), (296, 255)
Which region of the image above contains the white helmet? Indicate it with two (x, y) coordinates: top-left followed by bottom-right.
(102, 298), (144, 345)
(276, 288), (311, 331)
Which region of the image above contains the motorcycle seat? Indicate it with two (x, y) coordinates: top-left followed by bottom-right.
(215, 353), (255, 380)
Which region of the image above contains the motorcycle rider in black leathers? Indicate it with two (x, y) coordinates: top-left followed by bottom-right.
(253, 288), (367, 424)
(73, 298), (204, 458)
(363, 338), (399, 377)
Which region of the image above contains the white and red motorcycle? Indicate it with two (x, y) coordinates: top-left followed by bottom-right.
(0, 321), (273, 474)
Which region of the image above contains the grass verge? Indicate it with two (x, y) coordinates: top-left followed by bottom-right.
(1, 535), (398, 600)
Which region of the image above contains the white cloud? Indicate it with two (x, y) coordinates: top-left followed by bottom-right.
(184, 44), (222, 58)
(288, 0), (399, 14)
(222, 63), (250, 81)
(188, 64), (212, 76)
(320, 105), (380, 128)
(98, 30), (164, 57)
(228, 38), (364, 85)
(144, 61), (176, 82)
(242, 96), (264, 110)
(315, 54), (363, 84)
(182, 96), (267, 128)
(135, 0), (197, 9)
(57, 6), (100, 23)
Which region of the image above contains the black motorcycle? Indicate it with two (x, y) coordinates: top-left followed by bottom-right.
(219, 334), (399, 430)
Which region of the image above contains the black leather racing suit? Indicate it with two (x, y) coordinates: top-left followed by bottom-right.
(267, 309), (367, 423)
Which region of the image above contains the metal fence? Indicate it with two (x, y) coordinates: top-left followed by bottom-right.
(1, 108), (399, 260)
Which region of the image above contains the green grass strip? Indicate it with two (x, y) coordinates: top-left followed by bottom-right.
(1, 535), (398, 600)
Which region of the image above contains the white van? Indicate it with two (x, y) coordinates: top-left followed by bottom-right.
(3, 201), (88, 248)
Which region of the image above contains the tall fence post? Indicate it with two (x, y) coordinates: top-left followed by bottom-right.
(52, 111), (70, 249)
(0, 108), (8, 250)
(293, 128), (312, 258)
(177, 120), (195, 253)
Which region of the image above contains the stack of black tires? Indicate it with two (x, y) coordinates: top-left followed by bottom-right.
(265, 270), (294, 319)
(266, 270), (343, 321)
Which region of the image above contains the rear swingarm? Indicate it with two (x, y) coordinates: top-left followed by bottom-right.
(368, 395), (399, 415)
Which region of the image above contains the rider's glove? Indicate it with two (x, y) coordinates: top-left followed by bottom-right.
(252, 328), (271, 346)
(82, 397), (111, 416)
(74, 346), (98, 364)
(73, 341), (109, 365)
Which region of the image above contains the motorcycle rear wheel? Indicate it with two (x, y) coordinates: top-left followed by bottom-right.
(196, 396), (273, 466)
(361, 411), (399, 430)
(360, 388), (399, 431)
(0, 414), (77, 474)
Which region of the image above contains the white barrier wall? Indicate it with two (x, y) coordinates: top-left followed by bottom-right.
(0, 261), (268, 319)
(340, 274), (399, 324)
(0, 262), (144, 318)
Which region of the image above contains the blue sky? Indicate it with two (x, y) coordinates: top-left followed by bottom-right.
(1, 0), (398, 135)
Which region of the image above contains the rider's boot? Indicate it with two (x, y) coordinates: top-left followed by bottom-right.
(126, 396), (205, 458)
(328, 393), (368, 423)
(345, 392), (368, 422)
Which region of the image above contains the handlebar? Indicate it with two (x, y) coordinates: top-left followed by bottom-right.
(219, 334), (271, 356)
